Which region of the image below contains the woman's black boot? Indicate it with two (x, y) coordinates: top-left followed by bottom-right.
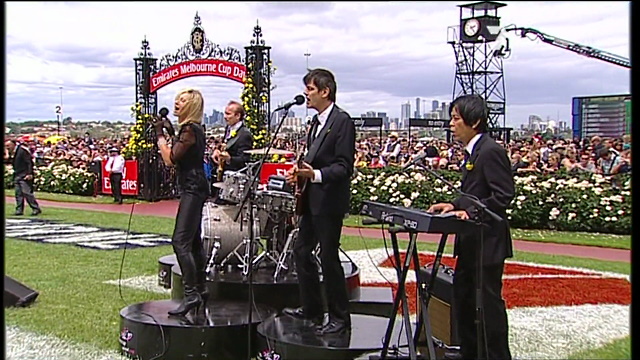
(168, 285), (202, 316)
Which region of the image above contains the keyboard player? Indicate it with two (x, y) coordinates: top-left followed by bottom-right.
(426, 95), (515, 360)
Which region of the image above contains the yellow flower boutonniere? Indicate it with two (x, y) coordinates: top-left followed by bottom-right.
(465, 161), (474, 171)
(230, 130), (237, 138)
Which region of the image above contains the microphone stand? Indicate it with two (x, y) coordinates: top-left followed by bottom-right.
(409, 161), (501, 359)
(233, 107), (291, 360)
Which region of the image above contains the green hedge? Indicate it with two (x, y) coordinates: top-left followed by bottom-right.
(351, 167), (631, 235)
(4, 162), (96, 196)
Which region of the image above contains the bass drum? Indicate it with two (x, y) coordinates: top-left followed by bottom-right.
(201, 201), (260, 266)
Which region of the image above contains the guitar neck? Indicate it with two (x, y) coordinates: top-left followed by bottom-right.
(217, 144), (226, 181)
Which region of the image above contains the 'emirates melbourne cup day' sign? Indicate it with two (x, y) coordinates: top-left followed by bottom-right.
(150, 59), (246, 93)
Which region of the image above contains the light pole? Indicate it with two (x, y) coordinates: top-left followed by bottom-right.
(58, 86), (64, 135)
(304, 50), (311, 119)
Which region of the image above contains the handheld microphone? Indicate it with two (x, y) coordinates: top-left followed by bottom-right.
(146, 107), (173, 136)
(273, 95), (305, 111)
(402, 152), (428, 170)
(159, 107), (170, 120)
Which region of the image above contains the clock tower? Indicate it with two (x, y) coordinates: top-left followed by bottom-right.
(448, 1), (512, 142)
(459, 1), (505, 43)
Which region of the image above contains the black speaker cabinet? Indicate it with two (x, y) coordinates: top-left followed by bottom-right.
(4, 275), (39, 308)
(417, 264), (459, 347)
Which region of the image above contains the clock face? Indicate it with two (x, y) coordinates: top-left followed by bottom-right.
(464, 18), (480, 37)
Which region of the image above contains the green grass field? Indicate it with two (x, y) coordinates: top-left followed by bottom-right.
(3, 204), (631, 359)
(4, 188), (149, 205)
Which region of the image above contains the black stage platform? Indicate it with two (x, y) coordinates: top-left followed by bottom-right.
(258, 313), (410, 360)
(119, 253), (397, 359)
(119, 299), (275, 360)
(168, 253), (362, 313)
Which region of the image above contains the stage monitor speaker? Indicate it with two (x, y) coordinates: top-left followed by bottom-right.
(417, 263), (459, 348)
(4, 275), (39, 308)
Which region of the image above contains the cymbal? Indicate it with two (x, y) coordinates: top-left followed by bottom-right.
(244, 148), (294, 156)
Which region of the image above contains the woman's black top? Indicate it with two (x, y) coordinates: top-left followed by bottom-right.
(171, 123), (209, 196)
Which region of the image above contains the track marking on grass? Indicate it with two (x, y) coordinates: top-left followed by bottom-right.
(5, 218), (171, 250)
(103, 275), (171, 295)
(6, 325), (126, 360)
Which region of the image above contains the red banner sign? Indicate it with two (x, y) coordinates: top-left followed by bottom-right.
(150, 59), (246, 93)
(260, 163), (294, 184)
(101, 160), (139, 196)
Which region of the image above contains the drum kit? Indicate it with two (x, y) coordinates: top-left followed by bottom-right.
(201, 147), (312, 281)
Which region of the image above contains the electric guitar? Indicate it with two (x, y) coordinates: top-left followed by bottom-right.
(294, 153), (308, 216)
(216, 144), (226, 182)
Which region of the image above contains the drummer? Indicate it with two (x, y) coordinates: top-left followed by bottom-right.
(212, 100), (253, 204)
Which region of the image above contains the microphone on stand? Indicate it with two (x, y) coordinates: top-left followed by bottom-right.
(406, 156), (503, 223)
(273, 95), (305, 112)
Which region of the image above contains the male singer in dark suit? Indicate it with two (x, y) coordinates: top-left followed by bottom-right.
(284, 68), (356, 335)
(427, 94), (514, 360)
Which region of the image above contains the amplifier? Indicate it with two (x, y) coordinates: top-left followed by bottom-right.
(417, 263), (459, 347)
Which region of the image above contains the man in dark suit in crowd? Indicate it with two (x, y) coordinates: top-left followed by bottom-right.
(6, 139), (42, 216)
(213, 100), (253, 203)
(427, 94), (514, 360)
(284, 68), (356, 335)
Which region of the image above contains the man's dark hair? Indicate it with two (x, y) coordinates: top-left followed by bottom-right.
(303, 68), (337, 102)
(227, 100), (245, 120)
(599, 148), (611, 158)
(449, 94), (489, 133)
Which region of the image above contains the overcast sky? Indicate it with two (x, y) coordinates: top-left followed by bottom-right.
(5, 1), (630, 127)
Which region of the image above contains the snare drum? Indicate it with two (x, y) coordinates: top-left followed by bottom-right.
(218, 171), (249, 204)
(256, 190), (296, 214)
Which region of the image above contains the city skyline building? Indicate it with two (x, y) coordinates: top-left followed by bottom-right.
(400, 101), (411, 129)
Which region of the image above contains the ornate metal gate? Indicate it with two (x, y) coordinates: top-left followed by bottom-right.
(133, 13), (271, 201)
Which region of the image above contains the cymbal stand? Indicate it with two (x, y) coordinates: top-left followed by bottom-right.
(218, 194), (263, 275)
(204, 237), (221, 277)
(233, 107), (293, 360)
(273, 222), (321, 280)
(255, 209), (294, 269)
(273, 226), (298, 279)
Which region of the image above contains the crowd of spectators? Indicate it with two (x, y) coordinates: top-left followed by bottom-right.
(350, 132), (631, 179)
(4, 129), (631, 188)
(3, 132), (126, 172)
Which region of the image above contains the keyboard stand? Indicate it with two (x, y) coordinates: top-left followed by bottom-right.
(374, 226), (450, 360)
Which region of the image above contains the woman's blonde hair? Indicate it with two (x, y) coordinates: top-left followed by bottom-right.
(175, 88), (204, 125)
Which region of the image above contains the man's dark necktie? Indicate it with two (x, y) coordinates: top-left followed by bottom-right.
(309, 117), (320, 144)
(224, 127), (230, 141)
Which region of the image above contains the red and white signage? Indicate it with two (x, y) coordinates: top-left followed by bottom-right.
(259, 163), (294, 185)
(150, 59), (246, 93)
(101, 160), (139, 196)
